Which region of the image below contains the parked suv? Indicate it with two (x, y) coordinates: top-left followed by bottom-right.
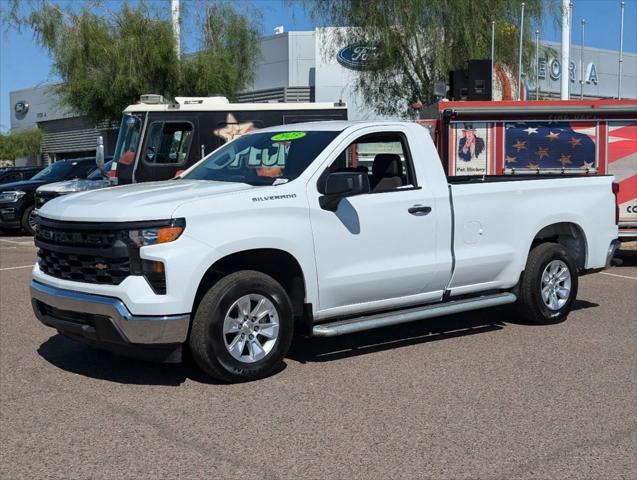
(0, 166), (43, 184)
(35, 160), (112, 210)
(0, 158), (96, 235)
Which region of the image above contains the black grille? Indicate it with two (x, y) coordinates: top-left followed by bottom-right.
(34, 217), (178, 291)
(38, 249), (130, 284)
(35, 219), (134, 286)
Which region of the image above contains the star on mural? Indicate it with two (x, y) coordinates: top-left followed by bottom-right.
(213, 113), (255, 143)
(560, 153), (572, 165)
(569, 137), (582, 148)
(505, 155), (517, 163)
(546, 131), (560, 141)
(523, 127), (539, 135)
(582, 161), (595, 169)
(512, 139), (527, 152)
(527, 162), (539, 169)
(536, 146), (550, 159)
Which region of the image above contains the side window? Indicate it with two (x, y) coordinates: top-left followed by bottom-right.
(144, 122), (193, 166)
(321, 132), (416, 193)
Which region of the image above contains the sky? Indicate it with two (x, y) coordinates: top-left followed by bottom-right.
(1, 0), (636, 132)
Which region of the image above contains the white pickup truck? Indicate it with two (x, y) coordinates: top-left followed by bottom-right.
(31, 121), (620, 382)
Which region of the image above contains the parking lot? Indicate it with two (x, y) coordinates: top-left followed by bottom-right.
(1, 236), (635, 480)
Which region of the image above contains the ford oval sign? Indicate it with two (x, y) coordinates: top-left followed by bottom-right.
(337, 44), (378, 71)
(14, 100), (29, 118)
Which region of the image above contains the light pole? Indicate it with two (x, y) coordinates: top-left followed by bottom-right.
(580, 18), (585, 100)
(535, 30), (540, 100)
(618, 1), (625, 99)
(171, 0), (181, 60)
(518, 2), (525, 100)
(560, 0), (570, 100)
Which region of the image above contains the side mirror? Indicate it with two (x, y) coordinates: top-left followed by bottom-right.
(96, 136), (106, 178)
(319, 171), (370, 211)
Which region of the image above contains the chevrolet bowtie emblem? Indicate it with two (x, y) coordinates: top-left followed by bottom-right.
(94, 263), (108, 270)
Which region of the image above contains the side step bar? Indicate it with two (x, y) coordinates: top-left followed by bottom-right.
(312, 292), (517, 337)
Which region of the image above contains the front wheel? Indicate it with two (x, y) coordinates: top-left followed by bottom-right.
(190, 270), (294, 383)
(516, 243), (578, 325)
(21, 205), (37, 236)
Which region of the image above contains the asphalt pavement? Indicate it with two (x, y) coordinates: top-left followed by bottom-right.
(1, 236), (636, 479)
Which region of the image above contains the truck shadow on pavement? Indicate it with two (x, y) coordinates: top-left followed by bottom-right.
(37, 301), (598, 384)
(37, 334), (230, 386)
(288, 300), (599, 363)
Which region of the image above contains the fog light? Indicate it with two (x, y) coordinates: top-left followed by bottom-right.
(142, 260), (166, 294)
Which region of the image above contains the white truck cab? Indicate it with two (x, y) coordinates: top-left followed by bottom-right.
(31, 121), (619, 382)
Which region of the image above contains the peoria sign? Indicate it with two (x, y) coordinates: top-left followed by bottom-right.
(538, 58), (599, 85)
(336, 44), (378, 70)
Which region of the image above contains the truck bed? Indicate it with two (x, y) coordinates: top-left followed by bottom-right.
(447, 174), (610, 184)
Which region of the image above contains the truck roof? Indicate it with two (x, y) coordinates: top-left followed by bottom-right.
(251, 120), (417, 133)
(123, 96), (347, 113)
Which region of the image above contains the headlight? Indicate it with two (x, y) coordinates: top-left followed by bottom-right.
(128, 220), (185, 247)
(0, 191), (26, 203)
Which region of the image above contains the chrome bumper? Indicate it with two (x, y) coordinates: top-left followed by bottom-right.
(31, 281), (190, 344)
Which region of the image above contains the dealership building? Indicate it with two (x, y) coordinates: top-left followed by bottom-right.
(9, 28), (637, 164)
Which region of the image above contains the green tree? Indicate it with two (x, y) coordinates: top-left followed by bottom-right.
(5, 1), (261, 122)
(0, 128), (43, 160)
(181, 3), (262, 98)
(300, 0), (557, 116)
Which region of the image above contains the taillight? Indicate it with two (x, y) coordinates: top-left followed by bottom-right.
(612, 182), (619, 225)
(108, 163), (118, 185)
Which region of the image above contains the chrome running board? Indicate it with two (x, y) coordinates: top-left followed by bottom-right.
(312, 292), (517, 337)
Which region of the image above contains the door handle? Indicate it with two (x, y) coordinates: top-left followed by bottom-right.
(408, 205), (432, 216)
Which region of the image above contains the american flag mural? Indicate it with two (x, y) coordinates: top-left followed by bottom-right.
(607, 121), (637, 225)
(504, 122), (597, 171)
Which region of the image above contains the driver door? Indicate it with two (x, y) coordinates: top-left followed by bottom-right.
(308, 128), (450, 320)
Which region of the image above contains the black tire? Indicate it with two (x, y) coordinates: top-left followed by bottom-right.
(21, 205), (36, 236)
(516, 242), (579, 325)
(190, 270), (294, 383)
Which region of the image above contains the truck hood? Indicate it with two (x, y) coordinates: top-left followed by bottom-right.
(37, 178), (107, 194)
(38, 179), (254, 222)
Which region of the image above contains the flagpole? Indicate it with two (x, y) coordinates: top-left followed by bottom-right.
(618, 1), (625, 99)
(535, 30), (540, 100)
(568, 1), (573, 99)
(518, 2), (525, 100)
(491, 21), (495, 99)
(560, 0), (570, 100)
(580, 18), (585, 100)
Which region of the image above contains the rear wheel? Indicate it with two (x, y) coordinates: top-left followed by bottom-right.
(190, 270), (294, 383)
(21, 205), (37, 236)
(516, 243), (578, 325)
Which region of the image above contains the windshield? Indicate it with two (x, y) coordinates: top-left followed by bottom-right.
(31, 162), (75, 182)
(183, 130), (339, 185)
(113, 115), (142, 166)
(87, 160), (113, 180)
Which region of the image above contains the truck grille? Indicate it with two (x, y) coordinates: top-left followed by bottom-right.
(35, 218), (133, 286)
(37, 249), (130, 284)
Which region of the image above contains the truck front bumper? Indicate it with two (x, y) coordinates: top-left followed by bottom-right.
(31, 280), (190, 362)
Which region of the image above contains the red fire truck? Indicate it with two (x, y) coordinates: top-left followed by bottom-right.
(418, 99), (637, 240)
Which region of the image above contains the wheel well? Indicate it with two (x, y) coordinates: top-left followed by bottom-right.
(193, 249), (306, 317)
(530, 222), (587, 271)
